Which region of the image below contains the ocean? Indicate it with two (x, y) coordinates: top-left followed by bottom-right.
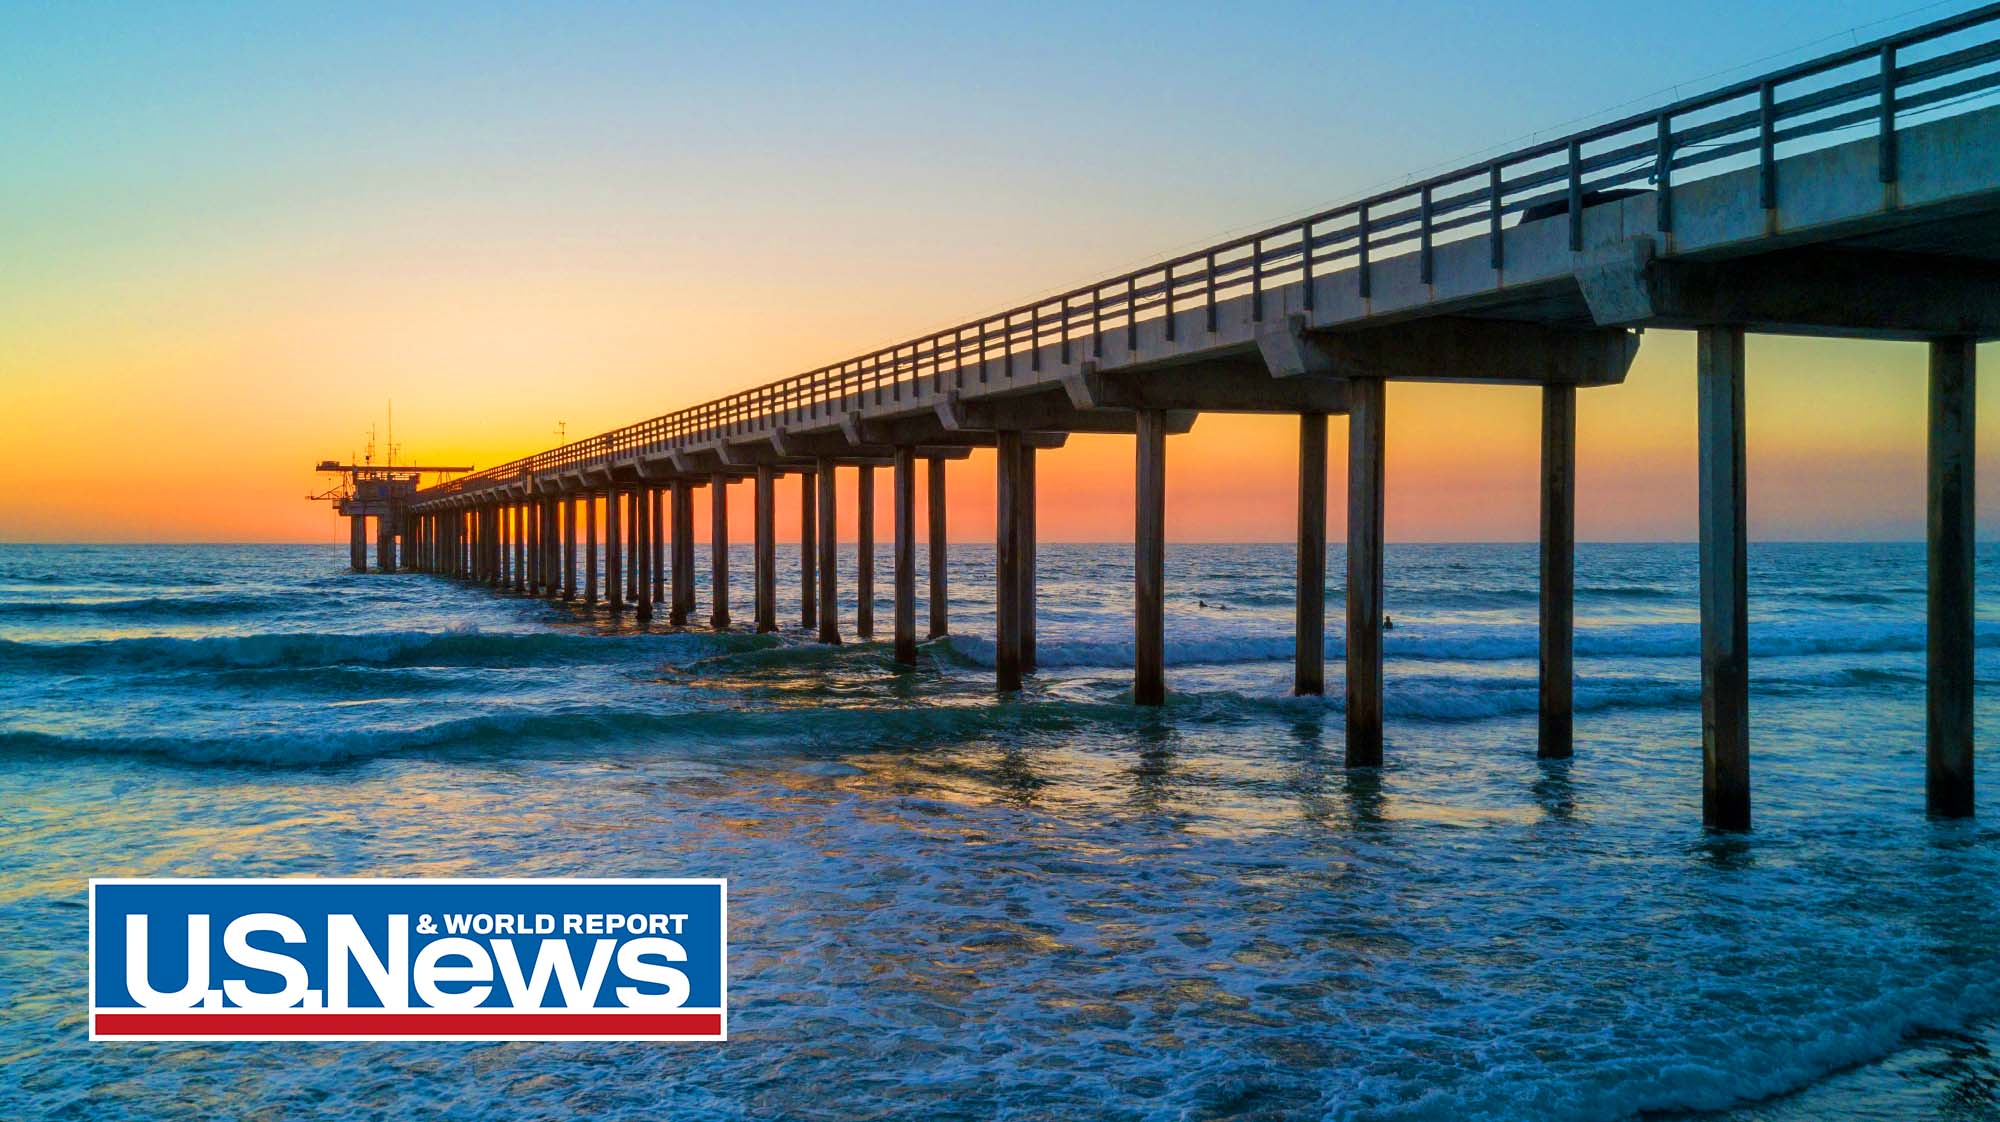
(4, 540), (1999, 1121)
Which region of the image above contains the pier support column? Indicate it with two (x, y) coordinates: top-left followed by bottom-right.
(1697, 326), (1749, 830)
(512, 504), (525, 592)
(652, 487), (667, 607)
(928, 457), (949, 639)
(563, 496), (577, 601)
(755, 466), (778, 633)
(350, 515), (367, 574)
(673, 481), (696, 626)
(1540, 384), (1577, 760)
(606, 488), (624, 613)
(894, 447), (918, 665)
(528, 499), (541, 592)
(1296, 412), (1328, 695)
(1929, 337), (1976, 818)
(1019, 447), (1037, 674)
(1347, 380), (1385, 766)
(711, 473), (731, 629)
(627, 492), (641, 602)
(817, 458), (841, 643)
(800, 469), (818, 631)
(1135, 412), (1166, 705)
(857, 465), (876, 639)
(635, 487), (654, 623)
(585, 494), (600, 605)
(378, 515), (398, 574)
(996, 432), (1024, 691)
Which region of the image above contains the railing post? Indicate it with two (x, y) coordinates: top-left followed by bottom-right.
(1879, 43), (1899, 186)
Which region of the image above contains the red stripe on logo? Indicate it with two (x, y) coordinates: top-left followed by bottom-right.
(93, 1011), (723, 1037)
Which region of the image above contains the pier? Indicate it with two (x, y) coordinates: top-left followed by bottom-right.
(348, 8), (2000, 829)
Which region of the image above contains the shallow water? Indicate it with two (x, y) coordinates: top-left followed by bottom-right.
(3, 541), (1998, 1120)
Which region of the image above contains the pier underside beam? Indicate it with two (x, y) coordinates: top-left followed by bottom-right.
(1134, 411), (1167, 706)
(1540, 383), (1577, 760)
(1698, 326), (1749, 831)
(756, 465), (778, 633)
(1581, 244), (2000, 341)
(1347, 380), (1385, 766)
(1929, 337), (1977, 818)
(894, 447), (917, 665)
(1296, 413), (1328, 696)
(1261, 314), (1639, 386)
(928, 457), (949, 639)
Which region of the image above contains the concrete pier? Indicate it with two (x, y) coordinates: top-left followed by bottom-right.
(1296, 412), (1328, 696)
(1346, 380), (1385, 767)
(928, 457), (948, 639)
(755, 465), (778, 633)
(350, 516), (367, 573)
(626, 492), (640, 602)
(1697, 326), (1749, 831)
(389, 20), (2000, 832)
(1134, 411), (1166, 706)
(711, 472), (731, 629)
(817, 457), (840, 643)
(801, 469), (818, 631)
(1928, 337), (1976, 818)
(995, 431), (1024, 691)
(856, 465), (875, 640)
(894, 447), (918, 664)
(1540, 384), (1576, 759)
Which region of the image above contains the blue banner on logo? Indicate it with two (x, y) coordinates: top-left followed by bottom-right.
(90, 878), (726, 1041)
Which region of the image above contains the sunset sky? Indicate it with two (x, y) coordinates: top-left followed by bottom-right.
(4, 0), (1994, 544)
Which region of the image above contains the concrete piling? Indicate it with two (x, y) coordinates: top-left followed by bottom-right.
(928, 457), (949, 639)
(894, 447), (917, 665)
(1018, 446), (1036, 674)
(996, 432), (1024, 691)
(350, 515), (367, 574)
(585, 494), (599, 605)
(1540, 383), (1577, 760)
(1296, 412), (1328, 696)
(606, 488), (624, 613)
(800, 469), (818, 631)
(1134, 411), (1166, 706)
(1928, 336), (1977, 818)
(817, 457), (840, 643)
(755, 465), (778, 633)
(1697, 326), (1749, 831)
(711, 473), (731, 629)
(1346, 380), (1385, 767)
(856, 465), (875, 640)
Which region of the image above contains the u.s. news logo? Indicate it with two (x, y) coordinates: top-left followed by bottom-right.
(89, 878), (726, 1041)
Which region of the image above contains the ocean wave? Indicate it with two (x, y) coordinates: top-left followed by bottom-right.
(0, 626), (746, 674)
(942, 617), (2000, 670)
(0, 593), (285, 620)
(0, 696), (1112, 766)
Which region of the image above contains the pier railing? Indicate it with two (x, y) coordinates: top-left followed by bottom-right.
(420, 3), (2000, 501)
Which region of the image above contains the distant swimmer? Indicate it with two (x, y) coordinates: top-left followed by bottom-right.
(1383, 614), (1395, 630)
(1196, 598), (1230, 611)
